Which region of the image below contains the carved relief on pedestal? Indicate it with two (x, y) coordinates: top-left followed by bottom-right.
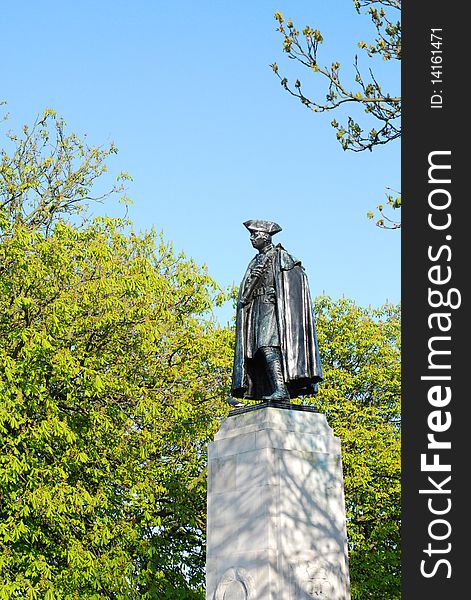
(290, 561), (336, 599)
(214, 567), (255, 600)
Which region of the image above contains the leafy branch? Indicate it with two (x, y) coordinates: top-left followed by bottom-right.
(0, 108), (132, 235)
(271, 1), (401, 228)
(367, 188), (401, 229)
(271, 2), (401, 153)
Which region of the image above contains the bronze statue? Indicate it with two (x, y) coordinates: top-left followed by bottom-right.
(231, 220), (323, 403)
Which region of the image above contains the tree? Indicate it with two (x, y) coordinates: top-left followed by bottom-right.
(0, 112), (233, 599)
(309, 297), (401, 599)
(271, 1), (401, 228)
(0, 108), (129, 235)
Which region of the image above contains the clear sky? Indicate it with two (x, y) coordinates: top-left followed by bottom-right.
(2, 0), (400, 324)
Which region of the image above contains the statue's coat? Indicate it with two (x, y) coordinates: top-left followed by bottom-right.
(231, 245), (323, 399)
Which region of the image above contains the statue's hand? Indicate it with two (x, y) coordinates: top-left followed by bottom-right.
(251, 265), (264, 278)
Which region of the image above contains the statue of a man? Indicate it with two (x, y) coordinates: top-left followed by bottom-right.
(231, 220), (323, 402)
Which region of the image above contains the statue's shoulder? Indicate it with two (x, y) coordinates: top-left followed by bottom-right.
(275, 244), (302, 271)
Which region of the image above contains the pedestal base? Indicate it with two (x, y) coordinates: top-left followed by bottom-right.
(206, 406), (350, 600)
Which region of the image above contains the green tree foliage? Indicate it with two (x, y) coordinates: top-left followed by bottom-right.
(0, 108), (131, 234)
(311, 297), (401, 599)
(0, 112), (233, 599)
(272, 1), (401, 228)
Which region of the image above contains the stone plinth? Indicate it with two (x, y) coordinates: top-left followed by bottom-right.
(206, 405), (350, 600)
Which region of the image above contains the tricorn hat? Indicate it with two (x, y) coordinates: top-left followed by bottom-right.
(243, 219), (282, 235)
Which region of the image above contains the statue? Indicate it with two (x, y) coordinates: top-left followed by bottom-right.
(231, 220), (323, 403)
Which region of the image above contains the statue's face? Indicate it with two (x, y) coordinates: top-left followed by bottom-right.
(250, 230), (270, 250)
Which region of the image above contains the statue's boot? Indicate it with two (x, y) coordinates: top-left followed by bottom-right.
(262, 352), (290, 401)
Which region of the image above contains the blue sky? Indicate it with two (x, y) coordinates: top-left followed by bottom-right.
(2, 0), (400, 324)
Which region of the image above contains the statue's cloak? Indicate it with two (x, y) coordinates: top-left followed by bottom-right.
(231, 245), (323, 399)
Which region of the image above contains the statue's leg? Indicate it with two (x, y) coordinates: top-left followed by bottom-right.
(259, 346), (290, 401)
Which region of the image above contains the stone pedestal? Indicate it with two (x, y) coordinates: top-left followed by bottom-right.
(206, 405), (350, 600)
